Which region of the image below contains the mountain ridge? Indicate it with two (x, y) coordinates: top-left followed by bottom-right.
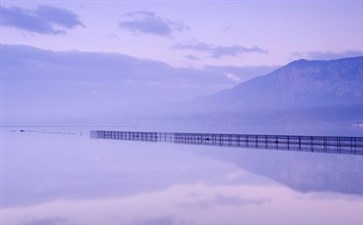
(185, 56), (363, 125)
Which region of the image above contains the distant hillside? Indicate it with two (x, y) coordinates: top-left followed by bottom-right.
(187, 56), (363, 125)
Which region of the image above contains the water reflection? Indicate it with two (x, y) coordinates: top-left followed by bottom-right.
(2, 128), (363, 225)
(198, 147), (363, 194)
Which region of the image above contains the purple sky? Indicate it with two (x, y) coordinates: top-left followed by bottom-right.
(1, 1), (363, 124)
(2, 1), (363, 67)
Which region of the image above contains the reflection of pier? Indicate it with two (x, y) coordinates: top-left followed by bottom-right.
(90, 130), (363, 155)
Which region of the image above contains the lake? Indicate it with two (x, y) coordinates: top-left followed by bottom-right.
(1, 127), (363, 225)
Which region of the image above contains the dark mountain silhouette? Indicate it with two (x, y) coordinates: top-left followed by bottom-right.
(186, 56), (363, 125)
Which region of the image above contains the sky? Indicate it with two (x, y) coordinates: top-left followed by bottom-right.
(1, 0), (363, 124)
(2, 1), (363, 67)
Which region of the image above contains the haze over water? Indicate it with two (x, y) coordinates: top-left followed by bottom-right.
(1, 1), (363, 224)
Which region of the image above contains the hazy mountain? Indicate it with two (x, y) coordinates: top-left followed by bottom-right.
(186, 56), (363, 125)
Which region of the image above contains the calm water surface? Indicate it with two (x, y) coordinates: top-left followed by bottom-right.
(2, 127), (363, 225)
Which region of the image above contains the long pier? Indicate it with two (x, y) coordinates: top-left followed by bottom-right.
(90, 130), (363, 155)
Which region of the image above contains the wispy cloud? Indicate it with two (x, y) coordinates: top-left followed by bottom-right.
(177, 194), (268, 210)
(293, 50), (363, 60)
(119, 11), (188, 37)
(132, 216), (176, 225)
(34, 5), (84, 29)
(19, 217), (69, 225)
(0, 5), (84, 35)
(205, 65), (279, 82)
(2, 44), (237, 103)
(174, 41), (267, 58)
(2, 44), (281, 124)
(184, 54), (200, 60)
(3, 44), (245, 122)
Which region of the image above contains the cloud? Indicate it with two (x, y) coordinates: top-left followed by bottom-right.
(177, 194), (268, 210)
(132, 216), (177, 225)
(184, 55), (200, 60)
(293, 50), (363, 60)
(0, 5), (84, 34)
(2, 44), (279, 123)
(174, 41), (267, 58)
(2, 44), (237, 87)
(34, 5), (84, 28)
(119, 11), (188, 36)
(2, 44), (238, 122)
(214, 194), (268, 206)
(19, 217), (72, 225)
(225, 73), (241, 81)
(205, 65), (279, 82)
